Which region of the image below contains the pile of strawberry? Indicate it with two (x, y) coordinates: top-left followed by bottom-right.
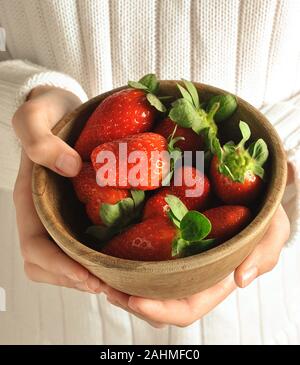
(71, 74), (269, 261)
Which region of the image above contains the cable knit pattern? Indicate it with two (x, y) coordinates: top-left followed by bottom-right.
(0, 0), (300, 345)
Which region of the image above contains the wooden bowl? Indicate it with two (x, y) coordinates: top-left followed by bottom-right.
(32, 81), (287, 299)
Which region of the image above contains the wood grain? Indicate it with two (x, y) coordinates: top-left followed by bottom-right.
(32, 81), (287, 299)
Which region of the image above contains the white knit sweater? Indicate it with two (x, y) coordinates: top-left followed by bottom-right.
(0, 0), (300, 345)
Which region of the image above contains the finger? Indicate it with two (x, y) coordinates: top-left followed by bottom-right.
(106, 296), (166, 329)
(14, 153), (102, 291)
(12, 101), (81, 177)
(127, 273), (236, 327)
(105, 288), (166, 328)
(235, 205), (290, 288)
(24, 262), (104, 294)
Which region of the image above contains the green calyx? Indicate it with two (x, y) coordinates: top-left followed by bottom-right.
(162, 125), (184, 186)
(217, 121), (269, 183)
(86, 190), (145, 242)
(168, 80), (237, 154)
(207, 94), (238, 123)
(128, 73), (167, 112)
(164, 195), (215, 257)
(168, 79), (211, 135)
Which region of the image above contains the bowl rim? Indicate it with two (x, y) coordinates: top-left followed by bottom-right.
(32, 80), (287, 274)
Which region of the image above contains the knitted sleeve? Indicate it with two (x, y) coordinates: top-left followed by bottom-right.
(0, 59), (88, 189)
(0, 59), (88, 124)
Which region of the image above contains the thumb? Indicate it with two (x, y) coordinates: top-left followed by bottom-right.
(234, 205), (290, 288)
(12, 99), (82, 177)
(26, 134), (82, 177)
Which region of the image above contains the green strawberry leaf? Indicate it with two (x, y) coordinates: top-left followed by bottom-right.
(177, 83), (194, 105)
(172, 237), (188, 257)
(219, 163), (238, 182)
(165, 194), (188, 222)
(100, 198), (134, 227)
(167, 209), (181, 229)
(99, 191), (145, 228)
(162, 130), (184, 186)
(131, 190), (145, 209)
(146, 93), (166, 112)
(162, 171), (174, 187)
(181, 238), (217, 256)
(206, 102), (220, 122)
(252, 164), (265, 179)
(210, 134), (223, 161)
(182, 79), (200, 109)
(223, 141), (235, 153)
(169, 98), (208, 135)
(168, 136), (184, 152)
(162, 147), (182, 186)
(169, 98), (195, 128)
(86, 225), (119, 243)
(207, 94), (237, 123)
(138, 73), (159, 94)
(238, 121), (251, 148)
(192, 108), (209, 134)
(248, 138), (269, 166)
(127, 81), (148, 90)
(180, 211), (211, 242)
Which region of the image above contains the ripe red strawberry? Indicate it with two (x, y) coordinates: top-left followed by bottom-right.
(85, 198), (103, 225)
(203, 205), (251, 242)
(154, 117), (205, 152)
(101, 195), (213, 261)
(71, 162), (130, 225)
(75, 89), (155, 160)
(102, 218), (178, 261)
(75, 74), (166, 160)
(143, 166), (210, 219)
(91, 133), (169, 190)
(210, 121), (268, 205)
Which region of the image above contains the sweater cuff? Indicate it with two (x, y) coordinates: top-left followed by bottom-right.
(261, 95), (300, 246)
(0, 59), (88, 125)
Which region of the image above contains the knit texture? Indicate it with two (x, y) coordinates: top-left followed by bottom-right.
(0, 0), (300, 345)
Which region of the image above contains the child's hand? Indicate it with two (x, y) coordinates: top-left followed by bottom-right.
(104, 205), (290, 328)
(12, 86), (105, 293)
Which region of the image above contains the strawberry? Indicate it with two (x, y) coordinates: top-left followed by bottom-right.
(91, 132), (170, 190)
(75, 74), (166, 160)
(71, 162), (128, 204)
(154, 117), (205, 153)
(168, 79), (237, 154)
(102, 218), (178, 261)
(71, 162), (146, 229)
(85, 199), (103, 225)
(203, 205), (252, 242)
(143, 166), (210, 219)
(210, 121), (269, 205)
(100, 195), (212, 261)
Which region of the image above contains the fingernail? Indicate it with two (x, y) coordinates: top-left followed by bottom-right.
(86, 276), (102, 293)
(55, 153), (80, 176)
(241, 266), (258, 288)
